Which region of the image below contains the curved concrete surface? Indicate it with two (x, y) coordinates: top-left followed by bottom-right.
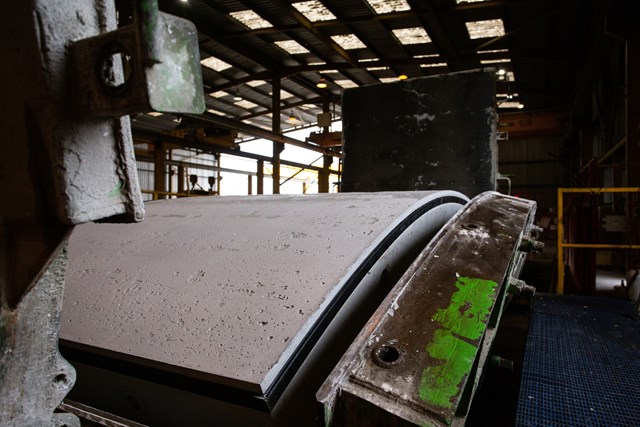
(60, 191), (467, 423)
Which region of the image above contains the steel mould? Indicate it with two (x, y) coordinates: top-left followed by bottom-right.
(317, 191), (538, 426)
(60, 191), (468, 426)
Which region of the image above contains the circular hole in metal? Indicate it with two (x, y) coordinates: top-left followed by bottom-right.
(462, 223), (479, 230)
(52, 373), (68, 388)
(97, 43), (133, 96)
(372, 343), (403, 368)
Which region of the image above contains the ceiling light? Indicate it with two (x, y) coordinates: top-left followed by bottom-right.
(398, 74), (408, 80)
(317, 77), (328, 89)
(517, 103), (524, 109)
(289, 110), (297, 122)
(233, 90), (242, 102)
(497, 69), (506, 76)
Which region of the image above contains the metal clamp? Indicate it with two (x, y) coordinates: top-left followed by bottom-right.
(71, 0), (205, 117)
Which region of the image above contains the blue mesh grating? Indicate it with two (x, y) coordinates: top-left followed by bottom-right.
(516, 294), (640, 427)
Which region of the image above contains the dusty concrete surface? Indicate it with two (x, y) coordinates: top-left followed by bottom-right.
(61, 192), (466, 395)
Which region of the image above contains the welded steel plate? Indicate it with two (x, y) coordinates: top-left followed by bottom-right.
(317, 192), (537, 426)
(60, 191), (467, 422)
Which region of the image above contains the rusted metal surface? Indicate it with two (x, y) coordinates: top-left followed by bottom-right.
(0, 247), (79, 427)
(72, 0), (205, 116)
(0, 1), (206, 425)
(60, 191), (468, 425)
(317, 192), (538, 426)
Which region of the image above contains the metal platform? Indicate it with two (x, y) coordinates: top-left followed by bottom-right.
(517, 294), (640, 426)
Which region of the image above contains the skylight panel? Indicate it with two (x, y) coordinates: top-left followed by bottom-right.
(478, 48), (509, 54)
(229, 10), (272, 30)
(246, 80), (267, 87)
(269, 90), (295, 100)
(335, 79), (358, 89)
(201, 56), (232, 72)
(481, 59), (510, 64)
(292, 1), (336, 22)
(366, 0), (411, 14)
(366, 66), (387, 71)
(274, 40), (309, 54)
(392, 27), (431, 45)
(282, 90), (295, 100)
(465, 19), (505, 39)
(235, 100), (259, 109)
(147, 112), (163, 117)
(379, 77), (398, 83)
(498, 101), (521, 109)
(209, 90), (228, 98)
(421, 62), (447, 68)
(331, 35), (367, 50)
(207, 109), (226, 116)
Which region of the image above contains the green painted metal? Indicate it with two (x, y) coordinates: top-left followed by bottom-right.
(317, 192), (538, 426)
(419, 277), (498, 409)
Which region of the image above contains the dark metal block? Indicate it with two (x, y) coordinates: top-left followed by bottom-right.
(341, 69), (497, 198)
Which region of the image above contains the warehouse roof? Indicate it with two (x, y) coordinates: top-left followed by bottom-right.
(139, 0), (605, 142)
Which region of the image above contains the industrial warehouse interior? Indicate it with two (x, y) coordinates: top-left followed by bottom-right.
(1, 0), (639, 426)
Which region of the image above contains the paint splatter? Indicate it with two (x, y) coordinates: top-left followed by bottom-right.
(419, 277), (498, 409)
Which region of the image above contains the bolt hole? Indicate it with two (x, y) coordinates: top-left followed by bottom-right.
(53, 373), (69, 389)
(97, 43), (133, 96)
(372, 343), (403, 368)
(463, 223), (479, 230)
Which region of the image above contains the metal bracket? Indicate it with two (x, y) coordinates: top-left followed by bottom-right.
(1, 1), (206, 425)
(72, 0), (205, 116)
(0, 246), (79, 427)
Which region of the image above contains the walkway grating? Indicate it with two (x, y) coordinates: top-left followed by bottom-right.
(516, 294), (640, 426)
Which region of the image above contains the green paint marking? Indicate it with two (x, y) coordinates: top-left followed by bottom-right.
(419, 277), (498, 410)
(107, 181), (123, 198)
(432, 277), (498, 341)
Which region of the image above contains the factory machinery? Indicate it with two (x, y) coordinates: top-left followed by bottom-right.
(59, 190), (539, 427)
(0, 1), (540, 426)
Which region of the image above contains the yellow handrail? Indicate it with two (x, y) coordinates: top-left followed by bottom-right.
(557, 187), (640, 294)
